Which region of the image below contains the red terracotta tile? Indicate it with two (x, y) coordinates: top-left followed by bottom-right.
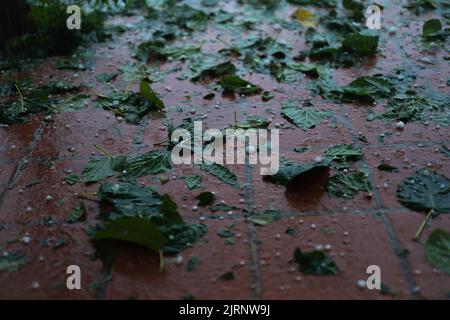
(0, 224), (104, 299)
(256, 215), (411, 299)
(387, 212), (450, 299)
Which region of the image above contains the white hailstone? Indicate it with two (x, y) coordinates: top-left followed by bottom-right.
(199, 216), (206, 221)
(22, 236), (31, 244)
(310, 224), (316, 230)
(324, 244), (332, 251)
(413, 286), (421, 294)
(313, 156), (323, 162)
(275, 234), (281, 239)
(396, 121), (405, 130)
(65, 124), (70, 129)
(239, 260), (246, 266)
(239, 198), (245, 203)
(298, 219), (304, 224)
(116, 116), (124, 122)
(31, 281), (40, 289)
(357, 280), (366, 289)
(344, 231), (349, 236)
(246, 145), (257, 154)
(227, 211), (233, 215)
(46, 195), (53, 201)
(419, 57), (432, 64)
(388, 26), (397, 34)
(295, 276), (302, 282)
(19, 189), (24, 194)
(192, 205), (198, 211)
(175, 255), (183, 265)
(315, 244), (324, 251)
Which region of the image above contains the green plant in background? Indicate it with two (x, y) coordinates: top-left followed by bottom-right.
(3, 0), (106, 58)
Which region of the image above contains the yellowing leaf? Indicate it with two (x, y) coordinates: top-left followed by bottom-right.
(293, 8), (317, 27)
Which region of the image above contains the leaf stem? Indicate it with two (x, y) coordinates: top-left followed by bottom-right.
(414, 208), (434, 241)
(95, 144), (112, 158)
(159, 250), (164, 273)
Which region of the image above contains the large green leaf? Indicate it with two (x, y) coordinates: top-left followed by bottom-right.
(81, 155), (127, 184)
(124, 150), (171, 178)
(92, 217), (167, 253)
(342, 32), (378, 55)
(396, 169), (450, 214)
(425, 229), (450, 274)
(218, 75), (262, 95)
(327, 172), (371, 198)
(200, 163), (240, 188)
(336, 76), (391, 103)
(325, 144), (363, 162)
(99, 182), (162, 219)
(282, 103), (331, 131)
(191, 61), (236, 81)
(294, 248), (338, 275)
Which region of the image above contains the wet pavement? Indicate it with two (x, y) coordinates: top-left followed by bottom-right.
(0, 0), (449, 299)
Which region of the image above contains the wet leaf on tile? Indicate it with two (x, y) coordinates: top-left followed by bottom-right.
(294, 248), (338, 275)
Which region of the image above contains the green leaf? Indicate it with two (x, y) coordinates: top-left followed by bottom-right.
(327, 172), (371, 199)
(325, 144), (363, 162)
(99, 182), (162, 219)
(64, 174), (80, 185)
(265, 160), (330, 186)
(195, 192), (215, 206)
(423, 19), (442, 38)
(81, 155), (127, 184)
(235, 116), (270, 129)
(439, 146), (450, 158)
(210, 203), (240, 212)
(218, 75), (262, 95)
(191, 61), (236, 81)
(218, 271), (235, 281)
(377, 163), (399, 172)
(0, 252), (27, 272)
(342, 32), (378, 55)
(294, 249), (338, 275)
(282, 102), (330, 131)
(200, 163), (240, 188)
(184, 174), (203, 189)
(186, 256), (199, 272)
(67, 202), (86, 223)
(336, 76), (391, 103)
(159, 194), (184, 225)
(124, 150), (171, 178)
(425, 229), (450, 274)
(396, 169), (450, 214)
(92, 217), (167, 253)
(96, 71), (119, 83)
(248, 209), (282, 226)
(139, 80), (164, 110)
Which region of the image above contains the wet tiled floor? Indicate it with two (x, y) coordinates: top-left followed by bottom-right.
(0, 0), (449, 299)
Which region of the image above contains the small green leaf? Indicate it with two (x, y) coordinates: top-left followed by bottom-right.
(327, 172), (371, 198)
(235, 115), (270, 129)
(423, 19), (442, 38)
(139, 80), (164, 110)
(201, 163), (240, 188)
(325, 144), (363, 162)
(67, 202), (86, 223)
(186, 256), (199, 272)
(195, 191), (215, 206)
(265, 160), (330, 186)
(218, 75), (262, 95)
(218, 271), (235, 281)
(377, 163), (399, 172)
(0, 252), (27, 272)
(425, 229), (450, 274)
(342, 32), (378, 55)
(124, 150), (171, 178)
(294, 248), (338, 275)
(282, 102), (330, 131)
(184, 174), (203, 189)
(81, 155), (127, 184)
